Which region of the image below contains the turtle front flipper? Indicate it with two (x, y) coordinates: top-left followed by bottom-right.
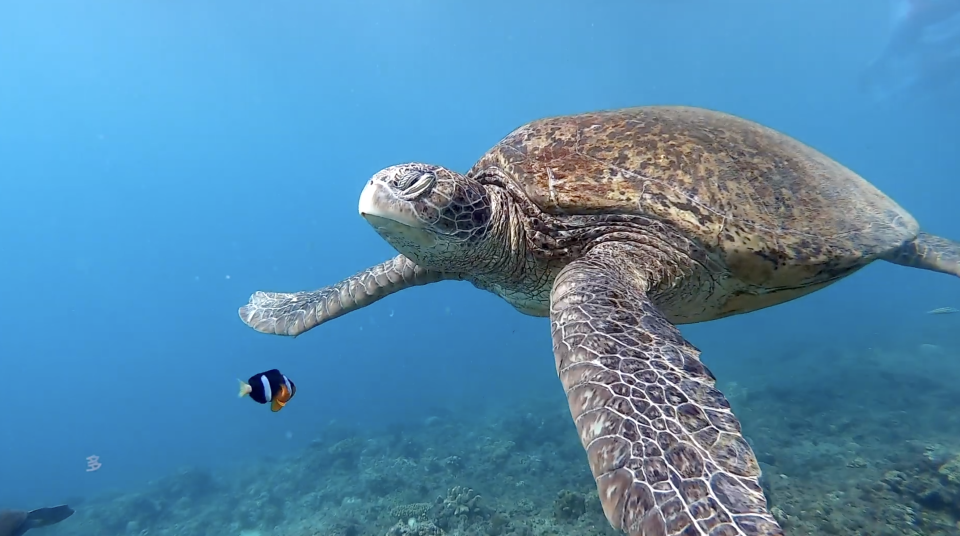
(550, 245), (783, 536)
(239, 255), (445, 336)
(883, 231), (960, 277)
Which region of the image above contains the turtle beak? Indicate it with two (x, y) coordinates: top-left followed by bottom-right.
(359, 180), (436, 246)
(358, 180), (390, 219)
(359, 180), (419, 227)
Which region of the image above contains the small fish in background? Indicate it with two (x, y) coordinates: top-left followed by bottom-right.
(926, 306), (960, 314)
(238, 369), (297, 412)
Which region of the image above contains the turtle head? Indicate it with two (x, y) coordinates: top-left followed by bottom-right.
(358, 163), (495, 270)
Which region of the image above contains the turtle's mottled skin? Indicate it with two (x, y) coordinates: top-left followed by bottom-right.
(239, 106), (960, 536)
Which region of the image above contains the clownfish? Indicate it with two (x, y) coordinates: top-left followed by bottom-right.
(238, 369), (297, 412)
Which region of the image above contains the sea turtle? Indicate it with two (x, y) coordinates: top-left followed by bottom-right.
(238, 106), (960, 536)
(0, 505), (73, 536)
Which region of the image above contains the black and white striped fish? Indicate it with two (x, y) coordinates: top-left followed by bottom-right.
(238, 369), (297, 412)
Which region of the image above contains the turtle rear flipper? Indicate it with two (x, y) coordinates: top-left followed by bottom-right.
(883, 231), (960, 277)
(22, 505), (74, 531)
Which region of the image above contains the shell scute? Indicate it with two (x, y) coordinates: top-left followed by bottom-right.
(472, 106), (918, 269)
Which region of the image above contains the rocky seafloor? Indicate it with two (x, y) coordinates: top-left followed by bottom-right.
(44, 341), (960, 536)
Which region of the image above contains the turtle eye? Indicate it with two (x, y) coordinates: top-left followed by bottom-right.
(400, 172), (436, 199)
(396, 170), (419, 189)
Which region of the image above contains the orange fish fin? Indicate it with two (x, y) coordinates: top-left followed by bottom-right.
(271, 385), (291, 412)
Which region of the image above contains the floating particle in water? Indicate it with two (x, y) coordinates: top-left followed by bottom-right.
(926, 307), (959, 315)
(285, 431), (293, 440)
(225, 275), (231, 280)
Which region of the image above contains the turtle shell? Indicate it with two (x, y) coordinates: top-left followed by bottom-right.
(471, 106), (918, 289)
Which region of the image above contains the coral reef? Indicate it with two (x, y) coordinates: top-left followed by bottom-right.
(41, 341), (960, 536)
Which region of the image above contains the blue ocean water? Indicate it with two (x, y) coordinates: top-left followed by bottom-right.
(1, 0), (959, 534)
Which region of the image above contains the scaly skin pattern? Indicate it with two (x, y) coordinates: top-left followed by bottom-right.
(552, 242), (783, 536)
(239, 106), (960, 536)
(238, 255), (445, 336)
